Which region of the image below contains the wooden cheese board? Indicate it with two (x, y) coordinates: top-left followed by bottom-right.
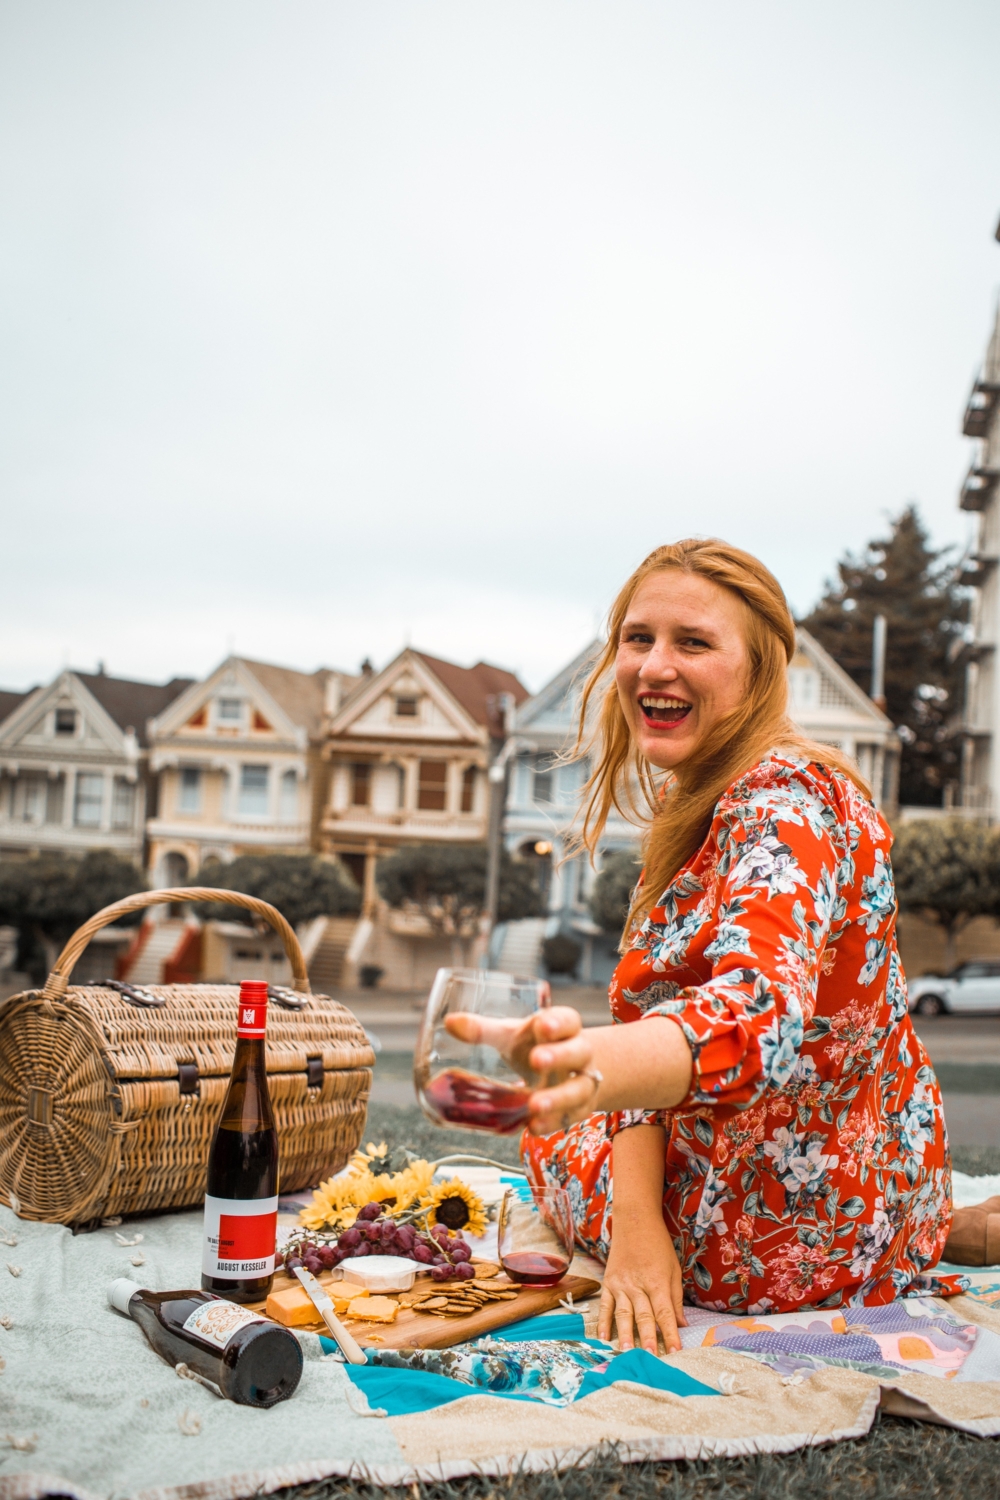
(247, 1263), (601, 1351)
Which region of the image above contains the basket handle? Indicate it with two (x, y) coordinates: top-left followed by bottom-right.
(41, 888), (311, 1001)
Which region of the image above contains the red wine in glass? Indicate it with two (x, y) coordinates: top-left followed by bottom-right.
(500, 1251), (570, 1287)
(422, 1068), (532, 1134)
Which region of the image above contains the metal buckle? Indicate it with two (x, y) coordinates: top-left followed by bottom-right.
(87, 978), (166, 1009)
(268, 985), (311, 1011)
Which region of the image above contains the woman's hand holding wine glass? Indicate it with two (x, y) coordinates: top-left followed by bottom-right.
(443, 1003), (604, 1134)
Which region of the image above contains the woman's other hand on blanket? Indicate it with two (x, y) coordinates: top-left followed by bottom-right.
(598, 1214), (686, 1354)
(444, 1006), (601, 1131)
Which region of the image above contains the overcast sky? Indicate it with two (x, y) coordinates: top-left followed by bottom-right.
(3, 1), (1000, 696)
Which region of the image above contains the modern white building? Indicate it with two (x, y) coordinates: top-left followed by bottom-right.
(0, 669), (192, 865)
(959, 293), (1000, 817)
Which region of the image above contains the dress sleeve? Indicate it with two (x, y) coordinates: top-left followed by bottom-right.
(637, 781), (843, 1112)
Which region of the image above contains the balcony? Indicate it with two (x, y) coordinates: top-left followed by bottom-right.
(959, 553), (1000, 587)
(960, 466), (1000, 511)
(962, 378), (1000, 438)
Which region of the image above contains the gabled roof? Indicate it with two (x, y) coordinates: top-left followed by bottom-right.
(794, 629), (892, 725)
(0, 689), (31, 728)
(515, 640), (602, 732)
(74, 672), (195, 746)
(235, 659), (357, 737)
(414, 652), (529, 735)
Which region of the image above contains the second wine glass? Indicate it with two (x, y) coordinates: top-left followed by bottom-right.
(414, 967), (551, 1134)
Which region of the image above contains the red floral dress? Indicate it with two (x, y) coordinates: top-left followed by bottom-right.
(523, 755), (962, 1312)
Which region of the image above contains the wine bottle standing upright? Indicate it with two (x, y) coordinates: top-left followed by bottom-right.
(202, 980), (279, 1304)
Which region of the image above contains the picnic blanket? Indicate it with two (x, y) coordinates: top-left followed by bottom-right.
(3, 1194), (1000, 1499)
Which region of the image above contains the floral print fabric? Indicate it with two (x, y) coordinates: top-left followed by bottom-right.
(524, 754), (960, 1313)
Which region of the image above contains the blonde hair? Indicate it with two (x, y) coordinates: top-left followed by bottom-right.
(573, 539), (870, 940)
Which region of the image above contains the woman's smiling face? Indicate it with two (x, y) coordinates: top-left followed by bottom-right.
(615, 569), (750, 771)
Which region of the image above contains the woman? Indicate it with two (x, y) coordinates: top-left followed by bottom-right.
(450, 539), (961, 1354)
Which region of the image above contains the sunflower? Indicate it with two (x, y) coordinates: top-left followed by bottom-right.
(419, 1178), (488, 1237)
(298, 1156), (438, 1232)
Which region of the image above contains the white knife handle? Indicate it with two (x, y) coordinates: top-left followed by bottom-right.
(293, 1266), (367, 1365)
(320, 1306), (368, 1366)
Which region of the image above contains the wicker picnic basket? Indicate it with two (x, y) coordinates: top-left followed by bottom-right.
(0, 887), (376, 1227)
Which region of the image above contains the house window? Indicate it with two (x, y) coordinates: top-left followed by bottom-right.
(55, 707), (76, 736)
(417, 760), (447, 811)
(460, 766), (476, 813)
(179, 767), (201, 814)
(16, 776), (44, 823)
(395, 695), (419, 718)
(74, 773), (104, 827)
(218, 698), (243, 723)
(279, 769), (298, 820)
(112, 778), (135, 829)
(352, 763), (371, 807)
(238, 764), (270, 816)
(534, 754), (557, 804)
(45, 775), (64, 824)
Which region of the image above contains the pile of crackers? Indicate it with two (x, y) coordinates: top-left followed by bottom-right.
(400, 1261), (521, 1319)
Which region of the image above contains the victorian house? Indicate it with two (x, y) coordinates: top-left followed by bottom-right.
(145, 656), (358, 886)
(0, 668), (193, 866)
(318, 649), (528, 912)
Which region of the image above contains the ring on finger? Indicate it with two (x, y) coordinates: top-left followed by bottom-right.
(569, 1067), (604, 1100)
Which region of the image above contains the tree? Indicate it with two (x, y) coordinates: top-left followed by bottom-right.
(589, 848), (643, 937)
(799, 505), (968, 806)
(191, 854), (361, 928)
(891, 818), (1000, 969)
(376, 843), (543, 939)
(0, 851), (146, 979)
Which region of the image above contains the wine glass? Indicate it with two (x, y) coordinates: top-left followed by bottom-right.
(498, 1184), (574, 1287)
(414, 967), (551, 1134)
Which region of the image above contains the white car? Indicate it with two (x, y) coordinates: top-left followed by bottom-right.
(907, 962), (1000, 1016)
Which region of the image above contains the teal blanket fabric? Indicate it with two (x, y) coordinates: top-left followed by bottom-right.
(322, 1313), (718, 1416)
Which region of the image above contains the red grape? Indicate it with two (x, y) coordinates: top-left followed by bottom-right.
(450, 1244), (471, 1262)
(411, 1243), (433, 1263)
(339, 1227), (361, 1249)
(358, 1202), (383, 1221)
(454, 1262), (475, 1280)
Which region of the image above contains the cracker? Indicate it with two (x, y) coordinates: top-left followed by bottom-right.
(471, 1261), (500, 1279)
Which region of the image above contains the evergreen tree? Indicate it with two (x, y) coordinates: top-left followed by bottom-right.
(799, 505), (968, 806)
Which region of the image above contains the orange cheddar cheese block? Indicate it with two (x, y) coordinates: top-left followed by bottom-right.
(348, 1295), (398, 1323)
(265, 1280), (369, 1326)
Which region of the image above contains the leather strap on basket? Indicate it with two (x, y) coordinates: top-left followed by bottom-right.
(41, 888), (311, 1002)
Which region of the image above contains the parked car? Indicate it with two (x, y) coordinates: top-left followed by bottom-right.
(907, 962), (1000, 1016)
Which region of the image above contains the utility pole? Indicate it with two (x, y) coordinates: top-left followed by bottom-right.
(871, 614), (887, 712)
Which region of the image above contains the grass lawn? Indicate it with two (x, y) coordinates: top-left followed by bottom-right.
(272, 1104), (1000, 1500)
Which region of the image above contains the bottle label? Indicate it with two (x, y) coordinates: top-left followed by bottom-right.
(182, 1299), (269, 1351)
(236, 996), (267, 1038)
(202, 1194), (278, 1278)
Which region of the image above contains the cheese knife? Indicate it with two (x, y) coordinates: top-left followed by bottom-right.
(292, 1265), (368, 1365)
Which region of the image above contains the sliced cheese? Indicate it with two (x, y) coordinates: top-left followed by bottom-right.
(349, 1294), (398, 1324)
(265, 1280), (369, 1327)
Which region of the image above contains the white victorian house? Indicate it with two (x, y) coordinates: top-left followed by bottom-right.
(145, 656), (357, 886)
(0, 669), (193, 865)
